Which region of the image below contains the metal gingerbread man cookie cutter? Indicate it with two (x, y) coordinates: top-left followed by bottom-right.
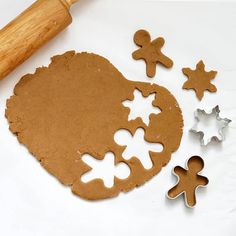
(167, 156), (209, 208)
(190, 105), (231, 146)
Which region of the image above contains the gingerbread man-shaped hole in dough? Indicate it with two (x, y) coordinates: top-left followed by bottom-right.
(114, 128), (163, 170)
(167, 156), (209, 207)
(132, 29), (173, 78)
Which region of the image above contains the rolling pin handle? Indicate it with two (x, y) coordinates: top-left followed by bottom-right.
(0, 0), (79, 80)
(62, 0), (79, 8)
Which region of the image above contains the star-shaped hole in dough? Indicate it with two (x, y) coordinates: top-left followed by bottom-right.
(122, 89), (161, 126)
(182, 60), (217, 100)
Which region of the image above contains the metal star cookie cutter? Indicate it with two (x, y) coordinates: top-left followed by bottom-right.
(190, 105), (232, 146)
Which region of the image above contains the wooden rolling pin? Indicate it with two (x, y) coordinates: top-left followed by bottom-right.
(0, 0), (78, 80)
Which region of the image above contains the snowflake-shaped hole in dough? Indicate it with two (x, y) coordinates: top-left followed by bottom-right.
(81, 152), (130, 188)
(122, 89), (161, 126)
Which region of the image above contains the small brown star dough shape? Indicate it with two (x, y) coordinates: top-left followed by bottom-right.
(167, 156), (208, 207)
(132, 29), (173, 78)
(182, 60), (217, 100)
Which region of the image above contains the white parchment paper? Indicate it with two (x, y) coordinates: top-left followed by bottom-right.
(0, 1), (235, 235)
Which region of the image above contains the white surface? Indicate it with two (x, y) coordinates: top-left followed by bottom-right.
(0, 0), (236, 235)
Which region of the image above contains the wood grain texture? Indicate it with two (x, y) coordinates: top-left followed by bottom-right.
(63, 0), (79, 7)
(0, 0), (76, 80)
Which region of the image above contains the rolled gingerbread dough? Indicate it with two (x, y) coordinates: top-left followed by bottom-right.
(6, 51), (183, 200)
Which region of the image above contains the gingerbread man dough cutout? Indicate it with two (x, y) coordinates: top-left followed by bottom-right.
(132, 29), (173, 78)
(167, 156), (209, 207)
